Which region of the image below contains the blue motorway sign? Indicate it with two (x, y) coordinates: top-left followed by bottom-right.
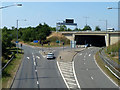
(16, 41), (19, 43)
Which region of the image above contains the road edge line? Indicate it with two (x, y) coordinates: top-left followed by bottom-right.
(57, 61), (69, 89)
(94, 55), (119, 87)
(73, 61), (81, 89)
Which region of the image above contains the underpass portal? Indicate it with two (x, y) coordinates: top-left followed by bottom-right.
(75, 35), (106, 47)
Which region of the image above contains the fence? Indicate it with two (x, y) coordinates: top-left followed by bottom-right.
(2, 55), (14, 71)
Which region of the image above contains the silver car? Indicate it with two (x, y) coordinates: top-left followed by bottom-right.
(47, 53), (54, 59)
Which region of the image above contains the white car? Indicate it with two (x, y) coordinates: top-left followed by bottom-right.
(47, 53), (54, 59)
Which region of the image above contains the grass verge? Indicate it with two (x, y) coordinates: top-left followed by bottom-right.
(2, 49), (24, 88)
(95, 52), (120, 86)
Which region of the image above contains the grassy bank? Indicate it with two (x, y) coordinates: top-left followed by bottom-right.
(2, 49), (24, 88)
(105, 41), (120, 64)
(95, 52), (119, 86)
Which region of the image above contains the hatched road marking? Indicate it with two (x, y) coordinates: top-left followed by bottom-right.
(57, 61), (80, 89)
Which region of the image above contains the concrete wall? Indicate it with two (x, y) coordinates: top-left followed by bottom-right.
(110, 34), (120, 45)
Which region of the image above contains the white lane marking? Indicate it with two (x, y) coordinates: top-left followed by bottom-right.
(91, 76), (93, 80)
(84, 63), (85, 64)
(57, 61), (69, 88)
(33, 57), (35, 62)
(89, 54), (91, 56)
(86, 68), (88, 70)
(94, 55), (119, 87)
(36, 56), (40, 59)
(35, 69), (37, 72)
(79, 53), (82, 55)
(37, 81), (39, 85)
(84, 56), (86, 58)
(65, 78), (76, 82)
(73, 61), (81, 88)
(27, 57), (30, 59)
(43, 56), (46, 58)
(34, 62), (36, 66)
(67, 81), (77, 86)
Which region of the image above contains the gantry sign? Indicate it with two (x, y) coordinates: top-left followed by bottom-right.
(56, 19), (77, 32)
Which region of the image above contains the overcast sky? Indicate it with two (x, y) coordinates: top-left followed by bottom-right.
(1, 2), (118, 30)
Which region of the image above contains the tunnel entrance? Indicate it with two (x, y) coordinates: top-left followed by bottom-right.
(75, 35), (106, 47)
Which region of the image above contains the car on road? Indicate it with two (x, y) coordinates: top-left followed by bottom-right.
(84, 44), (88, 48)
(47, 52), (55, 59)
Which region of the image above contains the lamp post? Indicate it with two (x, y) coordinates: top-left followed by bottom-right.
(16, 19), (27, 54)
(99, 20), (108, 49)
(107, 7), (120, 9)
(83, 16), (89, 26)
(107, 7), (120, 30)
(0, 4), (22, 9)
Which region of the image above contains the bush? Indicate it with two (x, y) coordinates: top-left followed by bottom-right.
(47, 36), (70, 44)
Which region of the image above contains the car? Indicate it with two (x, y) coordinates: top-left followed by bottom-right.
(84, 44), (88, 48)
(47, 52), (54, 59)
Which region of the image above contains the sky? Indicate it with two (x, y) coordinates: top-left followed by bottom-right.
(0, 2), (119, 31)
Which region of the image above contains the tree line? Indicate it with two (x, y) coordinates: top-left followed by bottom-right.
(2, 23), (101, 58)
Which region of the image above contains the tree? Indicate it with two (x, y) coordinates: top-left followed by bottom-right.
(82, 25), (92, 31)
(59, 25), (67, 31)
(95, 26), (101, 31)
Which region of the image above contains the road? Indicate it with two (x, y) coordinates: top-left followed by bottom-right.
(11, 44), (67, 88)
(74, 47), (118, 89)
(11, 44), (119, 89)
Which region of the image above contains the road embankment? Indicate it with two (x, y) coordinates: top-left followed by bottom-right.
(2, 49), (24, 88)
(95, 51), (120, 87)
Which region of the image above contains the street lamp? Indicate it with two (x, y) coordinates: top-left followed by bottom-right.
(0, 4), (22, 9)
(16, 19), (27, 54)
(83, 16), (89, 26)
(99, 20), (108, 48)
(107, 7), (120, 9)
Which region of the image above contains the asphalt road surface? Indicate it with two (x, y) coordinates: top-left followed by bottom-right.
(11, 44), (67, 88)
(74, 47), (118, 89)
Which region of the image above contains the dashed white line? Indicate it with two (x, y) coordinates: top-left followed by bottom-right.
(91, 76), (94, 80)
(34, 62), (36, 65)
(84, 63), (85, 64)
(79, 53), (82, 55)
(35, 69), (37, 72)
(27, 57), (30, 59)
(89, 54), (91, 56)
(37, 81), (39, 85)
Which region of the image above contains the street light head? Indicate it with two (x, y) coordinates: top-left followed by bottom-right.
(107, 7), (112, 9)
(16, 4), (22, 6)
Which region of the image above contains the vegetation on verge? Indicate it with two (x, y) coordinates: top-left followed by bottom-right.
(2, 49), (24, 88)
(105, 41), (120, 64)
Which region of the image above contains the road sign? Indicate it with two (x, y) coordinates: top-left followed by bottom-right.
(16, 41), (19, 43)
(70, 40), (76, 48)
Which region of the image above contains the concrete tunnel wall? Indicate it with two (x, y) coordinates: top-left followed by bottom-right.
(75, 35), (106, 47)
